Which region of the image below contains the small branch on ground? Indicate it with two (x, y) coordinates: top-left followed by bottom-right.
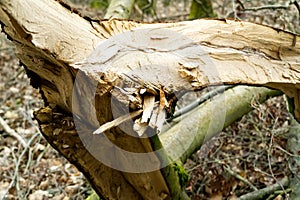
(242, 1), (296, 12)
(224, 166), (258, 191)
(231, 0), (239, 19)
(0, 116), (26, 148)
(266, 188), (292, 200)
(1, 132), (40, 200)
(214, 158), (258, 191)
(238, 177), (290, 200)
(274, 144), (300, 158)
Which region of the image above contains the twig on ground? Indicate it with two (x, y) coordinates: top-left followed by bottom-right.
(274, 144), (300, 157)
(238, 177), (290, 200)
(24, 147), (33, 175)
(1, 132), (40, 200)
(0, 116), (26, 148)
(266, 188), (292, 200)
(242, 0), (297, 12)
(36, 143), (51, 163)
(214, 158), (258, 191)
(7, 68), (24, 83)
(266, 119), (288, 197)
(243, 4), (290, 11)
(231, 0), (239, 19)
(19, 109), (43, 174)
(224, 165), (258, 191)
(235, 0), (245, 9)
(10, 147), (20, 198)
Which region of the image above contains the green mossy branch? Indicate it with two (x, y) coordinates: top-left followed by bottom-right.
(189, 0), (217, 19)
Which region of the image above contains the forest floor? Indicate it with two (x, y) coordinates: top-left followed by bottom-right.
(0, 0), (299, 199)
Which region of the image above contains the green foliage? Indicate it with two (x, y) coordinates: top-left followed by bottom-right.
(172, 162), (189, 187)
(189, 0), (217, 20)
(86, 189), (101, 200)
(162, 0), (171, 6)
(136, 0), (157, 16)
(285, 95), (295, 117)
(150, 134), (189, 199)
(89, 0), (109, 9)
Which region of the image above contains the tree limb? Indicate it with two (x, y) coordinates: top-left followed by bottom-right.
(238, 177), (289, 200)
(105, 0), (135, 19)
(160, 86), (282, 163)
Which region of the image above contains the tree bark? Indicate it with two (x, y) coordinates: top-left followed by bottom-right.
(160, 86), (282, 163)
(105, 0), (135, 19)
(0, 0), (299, 199)
(286, 117), (300, 199)
(189, 0), (216, 19)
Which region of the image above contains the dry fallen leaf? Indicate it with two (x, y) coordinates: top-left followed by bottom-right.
(28, 190), (49, 200)
(210, 191), (223, 200)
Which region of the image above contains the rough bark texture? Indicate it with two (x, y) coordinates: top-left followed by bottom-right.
(34, 107), (144, 200)
(0, 0), (299, 199)
(286, 118), (300, 199)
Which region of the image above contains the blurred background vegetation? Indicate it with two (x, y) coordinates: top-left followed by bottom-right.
(66, 0), (299, 33)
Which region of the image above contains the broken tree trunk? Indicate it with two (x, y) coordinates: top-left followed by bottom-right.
(0, 0), (299, 199)
(160, 86), (282, 163)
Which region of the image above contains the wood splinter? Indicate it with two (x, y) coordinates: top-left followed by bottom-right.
(93, 109), (143, 134)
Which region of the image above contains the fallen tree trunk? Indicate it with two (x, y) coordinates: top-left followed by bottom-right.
(160, 86), (282, 163)
(0, 0), (299, 199)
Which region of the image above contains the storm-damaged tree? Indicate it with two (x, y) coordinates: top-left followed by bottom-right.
(0, 0), (300, 199)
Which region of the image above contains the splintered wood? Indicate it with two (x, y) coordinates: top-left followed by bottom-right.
(93, 109), (143, 134)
